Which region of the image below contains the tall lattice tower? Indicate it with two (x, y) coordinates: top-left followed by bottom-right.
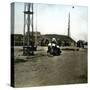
(68, 12), (70, 37)
(23, 3), (35, 55)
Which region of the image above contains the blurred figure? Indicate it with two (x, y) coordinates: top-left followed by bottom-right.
(51, 38), (57, 44)
(47, 38), (61, 56)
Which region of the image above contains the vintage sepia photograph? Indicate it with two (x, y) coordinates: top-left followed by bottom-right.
(11, 2), (88, 87)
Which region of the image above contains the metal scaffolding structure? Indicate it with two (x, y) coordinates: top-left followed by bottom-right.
(23, 3), (35, 55)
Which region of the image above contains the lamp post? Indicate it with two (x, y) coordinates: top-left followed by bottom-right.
(67, 6), (74, 38)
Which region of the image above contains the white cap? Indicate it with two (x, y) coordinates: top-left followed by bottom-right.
(52, 38), (56, 42)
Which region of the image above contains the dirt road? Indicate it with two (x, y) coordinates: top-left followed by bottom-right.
(14, 47), (87, 87)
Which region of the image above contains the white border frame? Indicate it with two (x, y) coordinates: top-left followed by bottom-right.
(0, 0), (89, 90)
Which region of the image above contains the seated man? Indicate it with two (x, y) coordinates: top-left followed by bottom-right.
(51, 38), (57, 44)
(47, 38), (61, 55)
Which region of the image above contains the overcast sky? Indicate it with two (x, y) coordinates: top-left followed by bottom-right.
(14, 2), (88, 41)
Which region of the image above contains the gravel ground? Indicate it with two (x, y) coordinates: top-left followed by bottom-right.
(14, 46), (87, 87)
